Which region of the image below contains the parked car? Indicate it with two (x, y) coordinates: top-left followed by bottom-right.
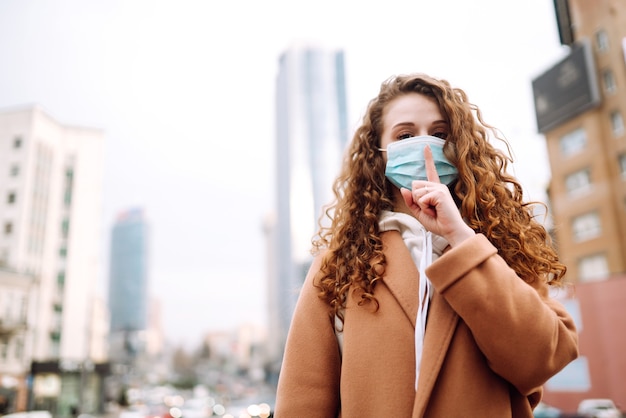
(534, 401), (562, 418)
(578, 398), (622, 418)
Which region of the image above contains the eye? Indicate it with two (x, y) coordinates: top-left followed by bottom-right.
(396, 132), (414, 140)
(432, 131), (448, 140)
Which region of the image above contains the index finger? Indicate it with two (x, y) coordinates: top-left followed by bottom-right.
(424, 144), (441, 183)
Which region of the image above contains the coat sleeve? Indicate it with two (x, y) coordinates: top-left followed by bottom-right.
(426, 233), (579, 396)
(273, 253), (341, 418)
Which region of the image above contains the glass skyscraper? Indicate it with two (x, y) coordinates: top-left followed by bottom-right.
(108, 208), (149, 358)
(269, 44), (348, 371)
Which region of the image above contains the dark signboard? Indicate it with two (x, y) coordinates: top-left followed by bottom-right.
(553, 0), (574, 46)
(532, 39), (600, 133)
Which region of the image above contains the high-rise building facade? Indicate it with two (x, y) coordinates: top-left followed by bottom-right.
(268, 44), (348, 374)
(107, 208), (150, 361)
(532, 0), (626, 411)
(535, 1), (626, 283)
(0, 105), (105, 414)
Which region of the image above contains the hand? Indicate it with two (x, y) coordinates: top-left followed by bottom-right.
(400, 145), (475, 247)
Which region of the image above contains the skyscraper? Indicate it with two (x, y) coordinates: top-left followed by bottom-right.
(107, 208), (150, 360)
(268, 44), (348, 372)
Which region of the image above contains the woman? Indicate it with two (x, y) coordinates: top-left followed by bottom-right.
(274, 73), (578, 417)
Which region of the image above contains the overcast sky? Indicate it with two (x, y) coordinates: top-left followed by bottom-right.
(0, 0), (568, 349)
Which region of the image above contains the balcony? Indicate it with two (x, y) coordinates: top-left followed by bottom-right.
(0, 318), (27, 336)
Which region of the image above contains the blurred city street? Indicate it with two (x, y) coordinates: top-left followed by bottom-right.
(1, 0), (625, 416)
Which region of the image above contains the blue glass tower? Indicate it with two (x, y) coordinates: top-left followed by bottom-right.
(108, 208), (149, 336)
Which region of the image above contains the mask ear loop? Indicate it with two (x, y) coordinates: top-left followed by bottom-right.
(415, 228), (432, 390)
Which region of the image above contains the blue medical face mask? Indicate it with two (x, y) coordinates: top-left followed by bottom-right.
(382, 135), (458, 189)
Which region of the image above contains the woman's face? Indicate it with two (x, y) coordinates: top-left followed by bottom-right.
(379, 92), (450, 212)
(379, 92), (449, 153)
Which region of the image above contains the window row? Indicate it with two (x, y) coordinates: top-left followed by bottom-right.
(559, 118), (624, 158)
(5, 190), (76, 207)
(564, 153), (626, 195)
(4, 222), (69, 258)
(595, 28), (624, 137)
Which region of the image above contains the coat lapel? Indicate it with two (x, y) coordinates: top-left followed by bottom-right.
(380, 231), (418, 328)
(413, 292), (459, 416)
(380, 230), (459, 416)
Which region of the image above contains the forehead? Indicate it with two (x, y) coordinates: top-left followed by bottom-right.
(382, 93), (443, 128)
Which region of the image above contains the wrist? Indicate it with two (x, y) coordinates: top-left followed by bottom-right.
(447, 225), (475, 248)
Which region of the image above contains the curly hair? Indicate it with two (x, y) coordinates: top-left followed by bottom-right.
(312, 73), (566, 326)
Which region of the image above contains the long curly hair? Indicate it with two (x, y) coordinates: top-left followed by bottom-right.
(312, 73), (566, 325)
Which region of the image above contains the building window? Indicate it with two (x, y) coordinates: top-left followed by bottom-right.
(64, 189), (72, 207)
(61, 218), (70, 238)
(64, 168), (74, 207)
(14, 337), (23, 361)
(578, 253), (609, 282)
(559, 128), (587, 157)
(602, 69), (616, 94)
(610, 111), (624, 137)
(3, 222), (12, 235)
(9, 165), (19, 177)
(18, 295), (27, 322)
(565, 168), (592, 195)
(13, 136), (22, 149)
(620, 154), (626, 179)
(59, 246), (67, 258)
(50, 339), (60, 359)
(6, 192), (16, 204)
(595, 29), (609, 52)
(572, 212), (602, 242)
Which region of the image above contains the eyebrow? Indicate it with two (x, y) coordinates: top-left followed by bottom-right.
(391, 120), (448, 129)
(391, 122), (415, 129)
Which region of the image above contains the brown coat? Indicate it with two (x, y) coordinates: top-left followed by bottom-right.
(274, 232), (579, 418)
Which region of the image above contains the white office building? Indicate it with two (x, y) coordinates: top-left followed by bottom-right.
(0, 105), (106, 413)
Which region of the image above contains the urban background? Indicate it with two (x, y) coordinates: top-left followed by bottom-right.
(0, 0), (625, 417)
